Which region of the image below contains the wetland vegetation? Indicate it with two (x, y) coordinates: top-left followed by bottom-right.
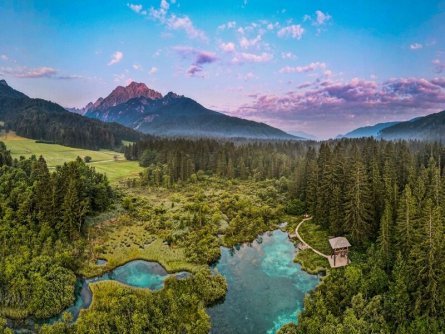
(1, 136), (445, 333)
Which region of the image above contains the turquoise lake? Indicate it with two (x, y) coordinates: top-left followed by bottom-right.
(10, 230), (318, 333)
(208, 230), (319, 334)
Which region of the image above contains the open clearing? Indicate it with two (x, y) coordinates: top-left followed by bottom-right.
(0, 132), (142, 182)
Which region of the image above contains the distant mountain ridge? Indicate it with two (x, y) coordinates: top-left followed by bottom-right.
(339, 112), (445, 142)
(380, 110), (445, 141)
(339, 121), (400, 139)
(80, 82), (299, 140)
(0, 80), (143, 150)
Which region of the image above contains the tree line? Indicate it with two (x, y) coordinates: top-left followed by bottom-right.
(125, 137), (310, 185)
(0, 141), (113, 319)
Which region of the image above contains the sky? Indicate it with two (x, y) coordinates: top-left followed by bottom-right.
(1, 0), (445, 139)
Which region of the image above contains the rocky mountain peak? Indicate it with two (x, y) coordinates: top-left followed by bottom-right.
(93, 82), (163, 111)
(0, 79), (8, 86)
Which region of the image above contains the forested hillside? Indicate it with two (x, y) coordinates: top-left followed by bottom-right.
(127, 137), (445, 333)
(285, 139), (445, 333)
(380, 110), (445, 142)
(0, 81), (143, 150)
(0, 142), (113, 319)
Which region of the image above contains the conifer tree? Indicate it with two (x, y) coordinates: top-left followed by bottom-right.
(412, 199), (444, 316)
(344, 152), (372, 244)
(378, 200), (393, 268)
(395, 184), (417, 256)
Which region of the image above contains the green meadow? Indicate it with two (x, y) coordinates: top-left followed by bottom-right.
(0, 132), (142, 182)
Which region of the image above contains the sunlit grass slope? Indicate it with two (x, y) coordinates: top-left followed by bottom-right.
(0, 132), (142, 182)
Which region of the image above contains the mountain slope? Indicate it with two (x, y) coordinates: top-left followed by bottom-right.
(0, 80), (144, 150)
(340, 121), (400, 138)
(0, 79), (28, 99)
(83, 82), (298, 140)
(380, 110), (445, 141)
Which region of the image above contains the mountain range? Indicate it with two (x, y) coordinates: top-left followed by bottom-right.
(0, 80), (143, 150)
(76, 82), (299, 140)
(380, 111), (445, 141)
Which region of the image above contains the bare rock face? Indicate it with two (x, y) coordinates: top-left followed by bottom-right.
(94, 82), (162, 111)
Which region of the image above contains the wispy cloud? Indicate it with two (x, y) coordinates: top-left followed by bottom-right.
(232, 52), (273, 64)
(314, 10), (331, 26)
(410, 43), (423, 50)
(279, 62), (326, 73)
(130, 0), (207, 41)
(166, 15), (207, 41)
(218, 21), (236, 30)
(108, 51), (123, 65)
(239, 35), (262, 49)
(0, 66), (82, 79)
(0, 54), (8, 61)
(281, 52), (296, 60)
(128, 3), (144, 14)
(277, 25), (304, 39)
(173, 46), (218, 76)
(187, 65), (203, 77)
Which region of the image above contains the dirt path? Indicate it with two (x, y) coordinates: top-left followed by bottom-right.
(294, 217), (329, 259)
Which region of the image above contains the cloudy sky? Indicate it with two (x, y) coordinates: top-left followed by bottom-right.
(1, 0), (445, 138)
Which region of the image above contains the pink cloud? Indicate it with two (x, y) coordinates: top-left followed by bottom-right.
(173, 46), (218, 64)
(219, 42), (236, 53)
(235, 77), (445, 138)
(277, 24), (304, 39)
(173, 46), (218, 77)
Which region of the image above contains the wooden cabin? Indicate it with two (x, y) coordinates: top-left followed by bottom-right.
(328, 237), (351, 268)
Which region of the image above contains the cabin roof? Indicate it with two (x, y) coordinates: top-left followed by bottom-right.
(329, 237), (351, 249)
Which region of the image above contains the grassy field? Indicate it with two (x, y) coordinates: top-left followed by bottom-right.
(0, 132), (142, 182)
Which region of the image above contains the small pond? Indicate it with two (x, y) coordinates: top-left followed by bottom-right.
(8, 260), (189, 332)
(207, 229), (319, 334)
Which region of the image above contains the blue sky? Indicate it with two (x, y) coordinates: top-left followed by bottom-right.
(1, 0), (445, 138)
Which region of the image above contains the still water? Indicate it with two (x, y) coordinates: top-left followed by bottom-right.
(208, 230), (319, 334)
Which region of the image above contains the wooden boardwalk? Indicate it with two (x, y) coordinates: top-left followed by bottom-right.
(292, 217), (349, 268)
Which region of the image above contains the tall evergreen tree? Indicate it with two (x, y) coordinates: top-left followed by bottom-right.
(395, 184), (417, 256)
(344, 151), (372, 244)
